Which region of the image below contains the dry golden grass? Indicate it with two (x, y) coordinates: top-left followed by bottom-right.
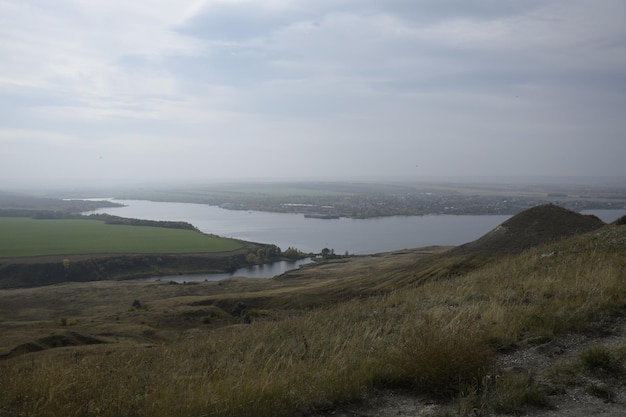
(1, 226), (625, 416)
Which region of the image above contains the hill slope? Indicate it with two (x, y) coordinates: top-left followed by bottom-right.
(450, 204), (605, 255)
(1, 204), (624, 417)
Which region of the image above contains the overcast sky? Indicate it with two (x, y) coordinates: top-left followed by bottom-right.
(1, 0), (625, 186)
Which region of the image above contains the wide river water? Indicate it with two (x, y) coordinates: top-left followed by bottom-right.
(86, 200), (626, 256)
(87, 199), (513, 255)
(84, 201), (625, 282)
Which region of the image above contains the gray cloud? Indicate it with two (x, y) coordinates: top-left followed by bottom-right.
(1, 0), (625, 185)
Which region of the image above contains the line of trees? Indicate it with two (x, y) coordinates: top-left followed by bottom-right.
(88, 214), (199, 231)
(244, 244), (309, 264)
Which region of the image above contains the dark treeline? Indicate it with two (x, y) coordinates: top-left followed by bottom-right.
(87, 214), (199, 231)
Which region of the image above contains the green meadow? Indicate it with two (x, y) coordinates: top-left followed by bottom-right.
(0, 217), (242, 258)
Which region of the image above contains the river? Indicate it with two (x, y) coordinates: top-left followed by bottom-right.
(85, 200), (626, 255)
(150, 258), (313, 283)
(84, 200), (625, 281)
(85, 199), (514, 255)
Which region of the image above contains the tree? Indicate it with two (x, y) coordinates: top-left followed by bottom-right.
(284, 247), (303, 260)
(265, 244), (281, 259)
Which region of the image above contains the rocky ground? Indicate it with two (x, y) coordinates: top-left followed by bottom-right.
(491, 314), (626, 417)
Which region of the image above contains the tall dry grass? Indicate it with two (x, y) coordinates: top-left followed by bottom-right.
(1, 227), (625, 416)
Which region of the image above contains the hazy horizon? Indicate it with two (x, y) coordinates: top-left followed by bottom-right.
(2, 1), (625, 185)
(3, 174), (625, 194)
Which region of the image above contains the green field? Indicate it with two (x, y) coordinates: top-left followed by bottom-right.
(0, 217), (242, 257)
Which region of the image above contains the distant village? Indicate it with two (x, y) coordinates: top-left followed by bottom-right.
(218, 191), (624, 219)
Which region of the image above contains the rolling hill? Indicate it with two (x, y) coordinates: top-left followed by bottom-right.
(450, 203), (605, 255)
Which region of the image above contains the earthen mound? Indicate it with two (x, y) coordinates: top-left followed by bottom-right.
(0, 331), (105, 359)
(450, 204), (605, 255)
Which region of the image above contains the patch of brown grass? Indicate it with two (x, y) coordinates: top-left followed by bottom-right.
(1, 226), (625, 416)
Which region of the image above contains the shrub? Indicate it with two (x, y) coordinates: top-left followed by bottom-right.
(587, 382), (614, 401)
(580, 345), (624, 376)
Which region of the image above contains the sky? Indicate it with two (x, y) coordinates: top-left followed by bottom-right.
(1, 0), (625, 186)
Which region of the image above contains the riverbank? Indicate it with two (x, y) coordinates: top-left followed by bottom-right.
(96, 179), (626, 219)
(0, 240), (279, 289)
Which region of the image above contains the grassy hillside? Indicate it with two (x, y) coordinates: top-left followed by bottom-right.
(0, 215), (625, 416)
(0, 217), (242, 257)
